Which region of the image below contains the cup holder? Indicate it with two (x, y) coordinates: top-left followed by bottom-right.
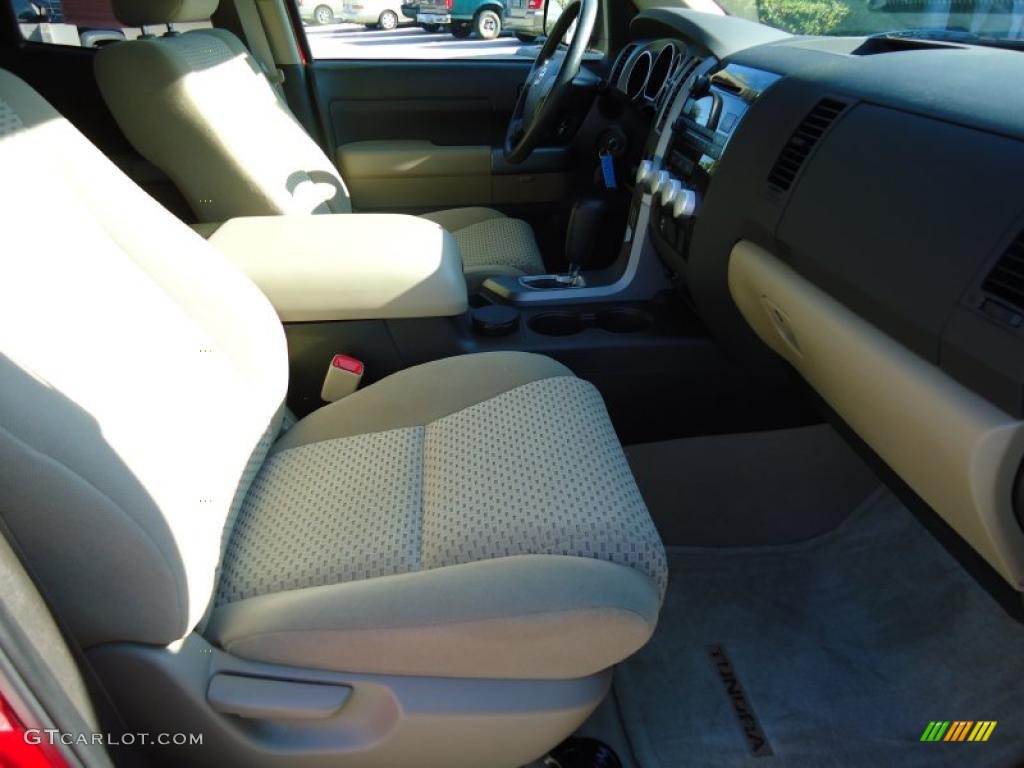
(595, 307), (652, 333)
(528, 312), (586, 336)
(528, 307), (654, 336)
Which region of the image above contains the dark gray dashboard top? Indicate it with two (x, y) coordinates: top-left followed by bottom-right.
(732, 38), (1024, 142)
(630, 9), (789, 60)
(632, 9), (1024, 142)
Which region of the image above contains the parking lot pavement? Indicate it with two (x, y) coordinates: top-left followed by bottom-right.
(304, 23), (536, 60)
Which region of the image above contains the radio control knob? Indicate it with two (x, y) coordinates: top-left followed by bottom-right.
(635, 159), (658, 189)
(672, 187), (698, 219)
(660, 179), (682, 207)
(649, 170), (671, 196)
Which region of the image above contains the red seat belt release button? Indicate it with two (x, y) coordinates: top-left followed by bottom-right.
(321, 354), (364, 402)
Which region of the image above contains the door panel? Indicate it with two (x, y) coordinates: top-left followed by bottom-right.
(311, 59), (528, 149)
(311, 59), (573, 211)
(336, 140), (570, 208)
(309, 56), (577, 269)
(328, 95), (494, 147)
(336, 140), (491, 208)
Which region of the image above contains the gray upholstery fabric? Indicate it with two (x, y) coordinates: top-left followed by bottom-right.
(204, 415), (286, 628)
(451, 216), (545, 273)
(278, 407), (298, 432)
(418, 207), (503, 232)
(421, 376), (665, 595)
(419, 207), (545, 281)
(155, 30), (235, 69)
(219, 427), (425, 602)
(220, 375), (667, 604)
(212, 354), (666, 679)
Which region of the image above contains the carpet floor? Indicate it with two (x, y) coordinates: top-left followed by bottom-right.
(616, 488), (1024, 767)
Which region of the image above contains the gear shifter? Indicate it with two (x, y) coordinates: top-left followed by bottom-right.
(563, 197), (608, 285)
(512, 198), (611, 291)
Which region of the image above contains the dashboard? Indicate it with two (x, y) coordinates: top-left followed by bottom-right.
(608, 29), (786, 285)
(613, 10), (1024, 596)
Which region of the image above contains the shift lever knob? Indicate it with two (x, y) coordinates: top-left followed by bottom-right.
(565, 198), (608, 278)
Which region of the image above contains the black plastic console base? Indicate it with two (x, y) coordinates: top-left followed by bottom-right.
(283, 293), (818, 445)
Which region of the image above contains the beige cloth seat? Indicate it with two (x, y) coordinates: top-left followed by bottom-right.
(0, 69), (664, 764)
(209, 352), (666, 679)
(93, 2), (546, 285)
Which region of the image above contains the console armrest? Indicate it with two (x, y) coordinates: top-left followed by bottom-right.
(208, 214), (467, 322)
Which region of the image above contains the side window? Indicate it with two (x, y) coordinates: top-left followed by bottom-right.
(300, 0), (575, 60)
(11, 0), (210, 48)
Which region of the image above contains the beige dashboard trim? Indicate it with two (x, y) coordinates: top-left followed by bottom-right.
(209, 213), (468, 322)
(729, 240), (1024, 589)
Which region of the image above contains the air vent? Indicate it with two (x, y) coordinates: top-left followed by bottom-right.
(982, 230), (1024, 311)
(766, 98), (847, 193)
(610, 43), (639, 85)
(710, 76), (743, 95)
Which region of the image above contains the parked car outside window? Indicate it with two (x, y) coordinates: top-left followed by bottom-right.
(503, 0), (562, 42)
(299, 0), (413, 27)
(416, 0), (504, 38)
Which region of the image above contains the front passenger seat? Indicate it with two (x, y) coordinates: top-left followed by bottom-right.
(0, 70), (664, 767)
(93, 0), (546, 286)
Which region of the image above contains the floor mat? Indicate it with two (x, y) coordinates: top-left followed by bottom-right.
(616, 489), (1024, 768)
(625, 425), (879, 547)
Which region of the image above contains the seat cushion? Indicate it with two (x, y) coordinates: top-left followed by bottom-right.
(419, 207), (546, 286)
(207, 352), (666, 679)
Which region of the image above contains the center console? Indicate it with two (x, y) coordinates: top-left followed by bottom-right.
(221, 52), (810, 444)
(638, 63), (780, 276)
(207, 213), (467, 322)
(480, 58), (780, 308)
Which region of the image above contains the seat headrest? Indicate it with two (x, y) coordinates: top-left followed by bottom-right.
(111, 0), (219, 27)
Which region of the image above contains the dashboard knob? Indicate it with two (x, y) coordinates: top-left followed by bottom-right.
(672, 187), (698, 219)
(660, 179), (682, 207)
(649, 170), (671, 195)
(635, 159), (658, 189)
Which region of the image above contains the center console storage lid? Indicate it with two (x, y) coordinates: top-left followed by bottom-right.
(209, 213), (467, 322)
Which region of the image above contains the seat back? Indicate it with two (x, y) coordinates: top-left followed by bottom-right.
(95, 0), (351, 223)
(0, 69), (288, 649)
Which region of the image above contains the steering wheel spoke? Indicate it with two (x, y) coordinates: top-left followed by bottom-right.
(502, 0), (597, 164)
(508, 116), (525, 142)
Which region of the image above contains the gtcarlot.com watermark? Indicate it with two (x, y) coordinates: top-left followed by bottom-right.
(25, 730), (203, 746)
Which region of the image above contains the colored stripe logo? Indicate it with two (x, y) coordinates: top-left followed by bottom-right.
(920, 721), (997, 742)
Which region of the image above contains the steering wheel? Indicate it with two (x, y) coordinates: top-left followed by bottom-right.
(502, 0), (598, 164)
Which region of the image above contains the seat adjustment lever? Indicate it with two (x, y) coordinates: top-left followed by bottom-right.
(207, 674), (352, 720)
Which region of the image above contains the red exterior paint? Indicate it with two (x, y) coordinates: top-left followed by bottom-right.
(61, 0), (120, 28)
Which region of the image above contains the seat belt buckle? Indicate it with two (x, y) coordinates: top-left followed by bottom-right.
(321, 354), (364, 402)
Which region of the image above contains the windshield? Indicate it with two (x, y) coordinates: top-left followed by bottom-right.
(649, 0), (1024, 42)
